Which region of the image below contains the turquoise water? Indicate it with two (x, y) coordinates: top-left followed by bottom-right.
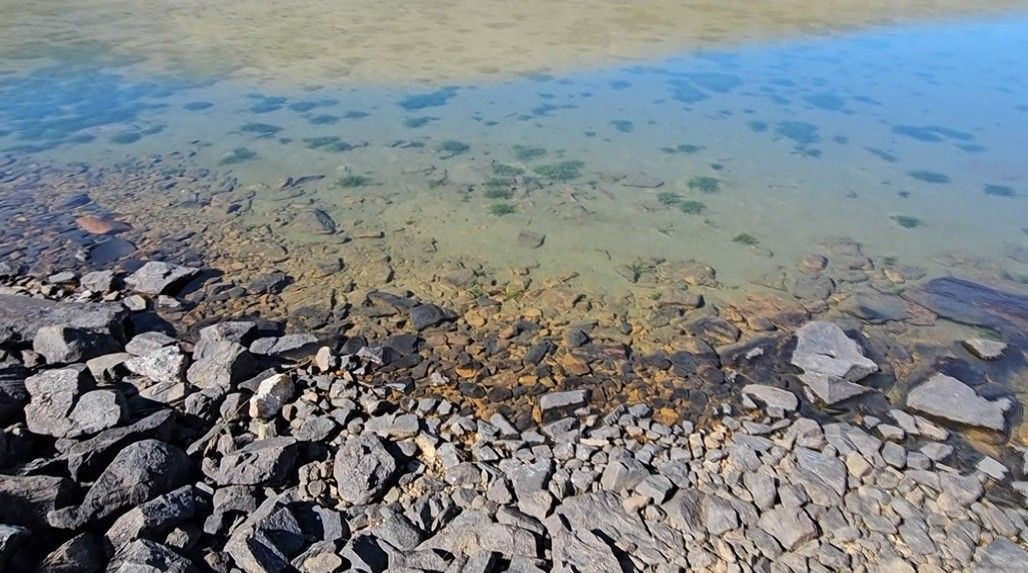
(1, 16), (1026, 294)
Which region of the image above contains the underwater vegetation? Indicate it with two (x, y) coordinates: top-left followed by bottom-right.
(533, 160), (584, 182)
(688, 176), (720, 193)
(908, 170), (950, 184)
(804, 93), (845, 111)
(657, 192), (682, 206)
(239, 123), (281, 137)
(748, 121), (768, 133)
(610, 120), (634, 133)
(308, 114), (339, 125)
(303, 136), (357, 152)
(482, 179), (514, 200)
(775, 121), (819, 146)
(288, 99), (338, 113)
(399, 87), (458, 111)
(489, 203), (516, 216)
(891, 215), (922, 228)
(336, 174), (372, 188)
(866, 147), (898, 163)
(677, 200), (705, 214)
(403, 117), (436, 128)
(732, 233), (759, 246)
(492, 164), (524, 177)
(248, 96), (287, 114)
(892, 125), (973, 142)
(183, 101), (213, 111)
(983, 184), (1016, 198)
(436, 140), (470, 158)
(110, 132), (141, 145)
(219, 147), (257, 165)
(513, 145), (546, 161)
(342, 110), (369, 119)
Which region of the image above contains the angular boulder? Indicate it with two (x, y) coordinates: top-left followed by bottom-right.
(906, 373), (1011, 432)
(333, 435), (396, 505)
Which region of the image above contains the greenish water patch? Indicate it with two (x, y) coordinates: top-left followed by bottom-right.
(732, 233), (759, 245)
(688, 175), (720, 193)
(437, 139), (470, 158)
(239, 122), (281, 137)
(489, 203), (516, 216)
(336, 174), (373, 188)
(610, 119), (634, 133)
(908, 170), (950, 184)
(513, 145), (547, 161)
(533, 160), (584, 181)
(892, 215), (922, 228)
(219, 147), (257, 165)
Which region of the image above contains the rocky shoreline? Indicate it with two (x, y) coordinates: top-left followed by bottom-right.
(1, 256), (1027, 571)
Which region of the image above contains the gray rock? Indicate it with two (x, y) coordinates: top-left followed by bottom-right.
(249, 373), (294, 419)
(125, 331), (178, 356)
(976, 538), (1028, 571)
(81, 270), (116, 292)
(0, 525), (29, 569)
(249, 334), (320, 360)
(108, 539), (195, 573)
(798, 371), (871, 406)
(186, 340), (255, 390)
(373, 510), (423, 550)
(702, 495), (739, 536)
(419, 511), (537, 559)
(65, 409), (176, 481)
(795, 447), (847, 495)
(67, 389), (125, 435)
(48, 439), (191, 529)
(210, 437), (299, 486)
(0, 474), (76, 528)
(193, 322), (257, 359)
(742, 384), (798, 412)
(24, 365), (93, 438)
(124, 261), (200, 295)
(791, 321), (878, 381)
(408, 303), (454, 330)
(544, 513), (621, 572)
(105, 485), (198, 550)
(906, 373), (1011, 431)
(962, 338), (1007, 360)
(38, 532), (103, 573)
(0, 293), (126, 361)
(334, 435), (396, 505)
(539, 390), (589, 422)
(125, 344), (188, 385)
(248, 271), (290, 295)
(758, 505), (818, 550)
(295, 208), (336, 235)
(839, 291), (909, 323)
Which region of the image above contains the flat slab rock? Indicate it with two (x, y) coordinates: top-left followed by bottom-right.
(124, 261), (200, 295)
(0, 293), (126, 344)
(906, 373), (1011, 432)
(790, 321), (878, 405)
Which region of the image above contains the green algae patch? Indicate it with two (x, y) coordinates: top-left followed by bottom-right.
(533, 160), (584, 182)
(489, 203), (517, 216)
(513, 144), (547, 161)
(732, 233), (759, 245)
(688, 176), (720, 193)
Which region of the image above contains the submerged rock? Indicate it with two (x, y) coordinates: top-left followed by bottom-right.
(906, 373), (1011, 432)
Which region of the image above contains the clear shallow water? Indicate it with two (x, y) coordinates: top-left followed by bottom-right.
(1, 16), (1025, 296)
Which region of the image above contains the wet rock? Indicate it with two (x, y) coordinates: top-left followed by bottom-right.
(903, 277), (1028, 347)
(48, 439), (191, 529)
(75, 215), (131, 235)
(124, 261), (200, 295)
(295, 208), (337, 234)
(210, 437), (299, 486)
(839, 291), (910, 323)
(0, 474), (76, 528)
(962, 338), (1007, 360)
(334, 435), (396, 505)
(248, 271), (290, 295)
(906, 373), (1011, 431)
(792, 275), (835, 301)
(517, 230), (545, 249)
(408, 303), (454, 330)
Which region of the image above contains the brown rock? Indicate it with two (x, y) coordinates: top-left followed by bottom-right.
(76, 215), (131, 235)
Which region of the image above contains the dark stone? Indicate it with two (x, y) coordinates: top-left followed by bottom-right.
(0, 294), (127, 362)
(39, 533), (103, 573)
(209, 437), (299, 486)
(0, 474), (77, 529)
(333, 435), (396, 505)
(248, 271), (291, 295)
(48, 440), (191, 529)
(409, 304), (454, 331)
